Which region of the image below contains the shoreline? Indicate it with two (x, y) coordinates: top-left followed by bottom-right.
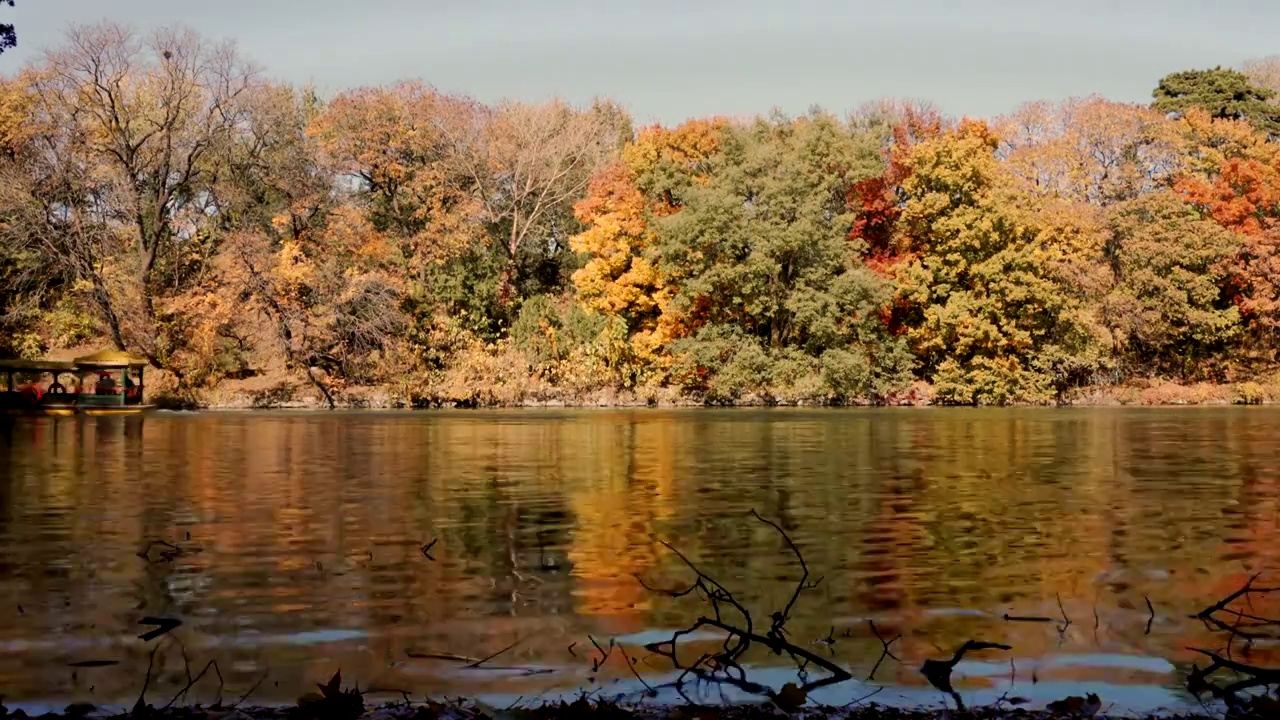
(154, 383), (1280, 411)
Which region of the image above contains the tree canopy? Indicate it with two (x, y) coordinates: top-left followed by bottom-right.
(1152, 67), (1280, 136)
(4, 25), (1280, 406)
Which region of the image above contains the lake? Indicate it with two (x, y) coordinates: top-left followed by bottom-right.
(0, 408), (1277, 715)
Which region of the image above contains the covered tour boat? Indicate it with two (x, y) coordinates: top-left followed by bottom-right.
(0, 350), (153, 416)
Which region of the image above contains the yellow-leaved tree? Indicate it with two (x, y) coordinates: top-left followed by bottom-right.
(569, 118), (728, 384)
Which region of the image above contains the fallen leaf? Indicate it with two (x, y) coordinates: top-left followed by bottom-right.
(1047, 693), (1102, 715)
(318, 669), (342, 699)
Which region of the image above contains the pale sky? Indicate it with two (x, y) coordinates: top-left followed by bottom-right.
(1, 0), (1276, 125)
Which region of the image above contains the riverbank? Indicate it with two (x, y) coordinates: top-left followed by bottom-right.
(152, 374), (1280, 410)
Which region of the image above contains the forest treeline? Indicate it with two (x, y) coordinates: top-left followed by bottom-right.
(6, 23), (1280, 407)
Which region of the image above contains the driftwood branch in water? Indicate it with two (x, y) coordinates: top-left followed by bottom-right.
(636, 509), (852, 705)
(465, 636), (525, 669)
(919, 640), (1013, 711)
(866, 620), (901, 681)
(1187, 648), (1280, 715)
(1184, 574), (1280, 714)
(1002, 613), (1052, 623)
(1191, 573), (1280, 647)
(403, 642), (553, 677)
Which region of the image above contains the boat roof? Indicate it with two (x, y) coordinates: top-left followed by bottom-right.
(0, 358), (78, 371)
(72, 349), (149, 368)
(0, 350), (149, 371)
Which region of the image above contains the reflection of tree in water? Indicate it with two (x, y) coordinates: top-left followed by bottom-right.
(6, 410), (1280, 707)
(0, 418), (15, 538)
(565, 417), (675, 633)
(452, 466), (576, 618)
(856, 469), (925, 615)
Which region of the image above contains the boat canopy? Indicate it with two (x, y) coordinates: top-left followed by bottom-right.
(71, 350), (149, 369)
(0, 350), (149, 373)
(0, 359), (78, 372)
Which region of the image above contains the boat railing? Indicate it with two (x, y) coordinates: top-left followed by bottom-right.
(76, 393), (128, 408)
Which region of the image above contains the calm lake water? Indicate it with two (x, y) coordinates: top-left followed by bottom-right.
(0, 408), (1277, 714)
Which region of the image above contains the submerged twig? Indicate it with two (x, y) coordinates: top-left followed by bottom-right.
(137, 540), (183, 563)
(588, 635), (614, 672)
(1002, 613), (1053, 623)
(421, 539), (438, 561)
(229, 670), (269, 710)
(619, 644), (656, 697)
(405, 648), (552, 676)
(867, 620), (901, 681)
(137, 616), (182, 642)
(466, 636), (525, 669)
(842, 685), (885, 708)
(164, 659), (224, 709)
(1055, 593), (1072, 634)
(132, 643), (162, 715)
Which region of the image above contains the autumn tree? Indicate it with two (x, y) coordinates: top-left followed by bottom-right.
(307, 83), (482, 275)
(1242, 56), (1280, 100)
(998, 96), (1183, 205)
(1174, 111), (1280, 358)
(649, 111), (912, 402)
(569, 118), (726, 383)
(216, 82), (443, 405)
(895, 120), (1111, 404)
(845, 99), (946, 274)
(1152, 67), (1280, 136)
(306, 81), (497, 354)
(1102, 191), (1243, 378)
(18, 22), (258, 378)
(0, 71), (59, 357)
(439, 98), (631, 309)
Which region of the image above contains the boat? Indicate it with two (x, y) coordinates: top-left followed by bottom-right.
(0, 350), (154, 416)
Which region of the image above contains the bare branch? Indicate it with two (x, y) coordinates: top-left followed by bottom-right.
(638, 509), (852, 704)
(867, 620), (901, 681)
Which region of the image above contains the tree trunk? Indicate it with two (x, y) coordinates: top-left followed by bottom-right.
(306, 366), (337, 410)
(91, 281), (128, 352)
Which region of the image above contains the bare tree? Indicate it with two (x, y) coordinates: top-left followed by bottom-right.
(438, 97), (629, 300)
(24, 22), (257, 367)
(1243, 56), (1280, 100)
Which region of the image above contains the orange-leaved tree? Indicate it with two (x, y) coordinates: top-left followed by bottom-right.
(569, 118), (728, 384)
(1174, 110), (1280, 359)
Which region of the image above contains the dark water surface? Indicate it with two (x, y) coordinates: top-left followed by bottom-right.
(1, 408), (1278, 714)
